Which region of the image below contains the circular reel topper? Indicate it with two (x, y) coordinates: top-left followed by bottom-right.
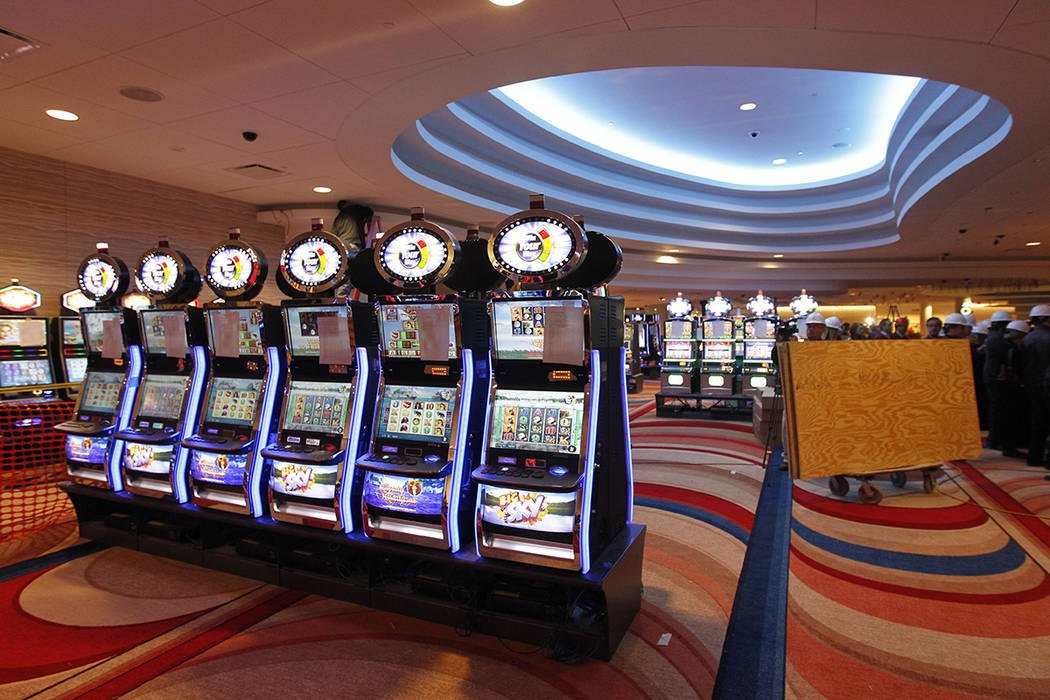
(77, 244), (130, 306)
(666, 293), (693, 318)
(374, 212), (459, 290)
(488, 202), (587, 286)
(279, 228), (350, 297)
(746, 290), (776, 317)
(788, 289), (818, 318)
(203, 229), (268, 302)
(135, 240), (201, 304)
(556, 228), (620, 291)
(705, 292), (732, 318)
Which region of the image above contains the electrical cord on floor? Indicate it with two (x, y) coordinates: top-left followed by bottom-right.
(933, 464), (1050, 522)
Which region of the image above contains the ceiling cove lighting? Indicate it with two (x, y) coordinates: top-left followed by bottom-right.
(773, 254), (784, 258)
(1025, 241), (1041, 246)
(656, 255), (678, 264)
(739, 102), (757, 111)
(489, 0), (524, 5)
(772, 158), (787, 165)
(45, 109), (78, 121)
(312, 185), (333, 193)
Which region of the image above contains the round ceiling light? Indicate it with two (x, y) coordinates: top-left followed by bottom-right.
(1026, 241), (1041, 246)
(738, 102), (757, 111)
(772, 158), (787, 165)
(312, 186), (333, 193)
(489, 0), (524, 5)
(45, 109), (79, 121)
(119, 86), (165, 102)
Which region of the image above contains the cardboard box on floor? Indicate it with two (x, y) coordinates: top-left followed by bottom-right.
(779, 339), (982, 480)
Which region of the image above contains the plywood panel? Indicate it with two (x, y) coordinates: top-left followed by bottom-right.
(781, 339), (982, 479)
(0, 146), (285, 314)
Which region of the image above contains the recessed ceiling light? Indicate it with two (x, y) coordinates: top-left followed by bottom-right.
(1026, 241), (1042, 246)
(666, 249), (680, 253)
(119, 86), (164, 102)
(656, 255), (678, 264)
(762, 263), (779, 269)
(773, 254), (784, 258)
(489, 0), (524, 5)
(45, 109), (78, 121)
(312, 186), (332, 193)
(772, 158), (787, 165)
(738, 102), (757, 111)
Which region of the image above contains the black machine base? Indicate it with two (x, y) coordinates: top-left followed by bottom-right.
(655, 392), (755, 420)
(61, 482), (645, 661)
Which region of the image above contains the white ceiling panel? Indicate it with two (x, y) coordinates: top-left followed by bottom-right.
(32, 55), (237, 124)
(816, 0), (1015, 42)
(410, 0), (622, 55)
(347, 54), (468, 96)
(0, 83), (152, 142)
(992, 0), (1050, 59)
(250, 81), (369, 139)
(0, 117), (82, 154)
(616, 0), (705, 15)
(0, 36), (106, 90)
(49, 125), (245, 172)
(195, 0), (271, 15)
(121, 18), (338, 103)
(174, 105), (325, 153)
(627, 0), (815, 30)
(229, 0), (467, 79)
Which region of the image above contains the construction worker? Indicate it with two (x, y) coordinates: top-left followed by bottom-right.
(825, 316), (845, 340)
(925, 316), (943, 338)
(1022, 304), (1050, 467)
(804, 312), (827, 341)
(892, 317), (909, 338)
(983, 310), (1015, 453)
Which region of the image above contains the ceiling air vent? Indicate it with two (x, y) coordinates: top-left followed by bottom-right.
(224, 163), (289, 180)
(0, 27), (42, 63)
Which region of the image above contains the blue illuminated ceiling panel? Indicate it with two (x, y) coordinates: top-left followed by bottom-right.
(391, 66), (1011, 253)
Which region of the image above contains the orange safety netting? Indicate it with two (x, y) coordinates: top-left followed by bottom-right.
(0, 400), (76, 543)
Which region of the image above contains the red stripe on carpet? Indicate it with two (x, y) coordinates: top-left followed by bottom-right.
(954, 461), (1050, 555)
(633, 443), (765, 467)
(793, 485), (988, 530)
(630, 402), (656, 421)
(633, 603), (715, 695)
(631, 432), (763, 455)
(636, 482), (756, 532)
(633, 419), (756, 435)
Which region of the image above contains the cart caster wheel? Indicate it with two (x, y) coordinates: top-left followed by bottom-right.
(890, 471), (907, 489)
(828, 475), (849, 497)
(858, 482), (883, 505)
(923, 471), (936, 493)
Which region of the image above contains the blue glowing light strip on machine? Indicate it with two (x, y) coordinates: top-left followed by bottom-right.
(580, 348), (601, 574)
(474, 356), (495, 559)
(341, 346), (370, 533)
(619, 346), (635, 522)
(172, 345), (207, 503)
(447, 348), (474, 552)
(107, 345), (142, 490)
(249, 345), (281, 518)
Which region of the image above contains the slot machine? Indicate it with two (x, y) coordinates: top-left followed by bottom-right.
(353, 209), (492, 552)
(741, 291), (779, 391)
(624, 315), (644, 393)
(699, 291), (735, 395)
(52, 316), (88, 400)
(643, 313), (662, 377)
(660, 292), (698, 394)
(55, 244), (143, 489)
(182, 230), (286, 517)
(260, 218), (381, 531)
(114, 240), (207, 501)
(790, 289), (819, 338)
(0, 315), (54, 402)
(473, 196), (631, 573)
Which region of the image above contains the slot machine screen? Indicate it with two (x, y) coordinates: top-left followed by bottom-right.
(745, 341), (774, 361)
(745, 319), (776, 339)
(375, 384), (456, 444)
(281, 380), (352, 435)
(703, 341), (734, 361)
(83, 311), (122, 352)
(190, 451), (249, 486)
(61, 319), (84, 345)
(378, 304), (456, 359)
(271, 461), (339, 500)
(203, 376), (263, 426)
(0, 318), (47, 347)
(123, 443), (174, 475)
(491, 299), (585, 361)
(79, 370), (124, 413)
(207, 308), (263, 356)
(285, 305), (347, 357)
(65, 357), (88, 383)
(0, 359), (52, 387)
(488, 389), (585, 455)
(141, 310), (186, 354)
(479, 485), (577, 534)
(137, 374), (187, 420)
(703, 319), (733, 340)
(663, 340), (694, 361)
(362, 472), (445, 515)
(664, 319), (692, 340)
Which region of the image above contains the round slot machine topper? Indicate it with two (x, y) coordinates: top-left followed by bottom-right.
(374, 208), (458, 289)
(666, 293), (693, 318)
(746, 291), (776, 317)
(279, 218), (350, 296)
(705, 292), (732, 318)
(789, 289), (818, 318)
(204, 228), (268, 301)
(77, 243), (130, 306)
(488, 195), (586, 285)
(135, 238), (201, 304)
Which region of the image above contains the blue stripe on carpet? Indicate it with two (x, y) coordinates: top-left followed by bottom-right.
(634, 495), (750, 544)
(0, 541), (109, 583)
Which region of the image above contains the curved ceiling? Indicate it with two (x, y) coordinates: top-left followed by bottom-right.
(391, 67), (1011, 253)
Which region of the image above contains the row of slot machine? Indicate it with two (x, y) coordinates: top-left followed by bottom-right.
(0, 312), (89, 403)
(56, 196), (633, 573)
(658, 291), (780, 395)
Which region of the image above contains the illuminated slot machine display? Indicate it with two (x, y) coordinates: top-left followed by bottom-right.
(699, 291), (736, 395)
(259, 218), (381, 531)
(643, 312), (662, 377)
(353, 209), (496, 552)
(741, 291), (779, 390)
(473, 195), (633, 572)
(52, 315), (88, 400)
(624, 315), (644, 393)
(55, 244), (144, 489)
(659, 292), (698, 394)
(182, 230), (285, 516)
(113, 239), (207, 501)
(790, 289), (819, 335)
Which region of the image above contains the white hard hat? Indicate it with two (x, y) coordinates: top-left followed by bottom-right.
(990, 310), (1013, 323)
(824, 316), (842, 330)
(973, 320), (991, 334)
(962, 313), (977, 327)
(1030, 304), (1050, 318)
(805, 311), (826, 325)
(1007, 320), (1029, 334)
(944, 312), (969, 326)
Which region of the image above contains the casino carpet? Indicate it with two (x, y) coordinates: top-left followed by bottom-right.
(3, 385), (1050, 698)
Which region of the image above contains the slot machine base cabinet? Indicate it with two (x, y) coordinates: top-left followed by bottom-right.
(60, 481), (645, 661)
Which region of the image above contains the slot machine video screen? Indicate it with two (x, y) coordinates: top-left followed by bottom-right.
(207, 308), (263, 356)
(491, 299), (585, 361)
(141, 310), (186, 354)
(0, 317), (47, 347)
(282, 380), (352, 435)
(83, 311), (122, 353)
(0, 359), (52, 388)
(123, 442), (174, 475)
(61, 319), (84, 346)
(702, 341), (734, 362)
(745, 319), (776, 340)
(137, 374), (187, 420)
(79, 371), (124, 413)
(378, 304), (456, 359)
(663, 340), (694, 361)
(479, 485), (577, 534)
(488, 389), (585, 455)
(703, 319), (733, 340)
(65, 357), (88, 383)
(745, 341), (774, 361)
(271, 461), (338, 500)
(363, 472), (445, 515)
(284, 305), (347, 357)
(190, 451), (248, 486)
(664, 319), (693, 340)
(375, 384), (456, 444)
(203, 376), (263, 426)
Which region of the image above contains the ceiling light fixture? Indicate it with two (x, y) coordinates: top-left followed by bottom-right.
(772, 158), (787, 165)
(738, 102), (757, 111)
(489, 0), (524, 5)
(312, 186), (332, 193)
(656, 255), (678, 264)
(119, 86), (164, 102)
(1026, 241), (1041, 246)
(45, 109), (78, 121)
(773, 254), (784, 258)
